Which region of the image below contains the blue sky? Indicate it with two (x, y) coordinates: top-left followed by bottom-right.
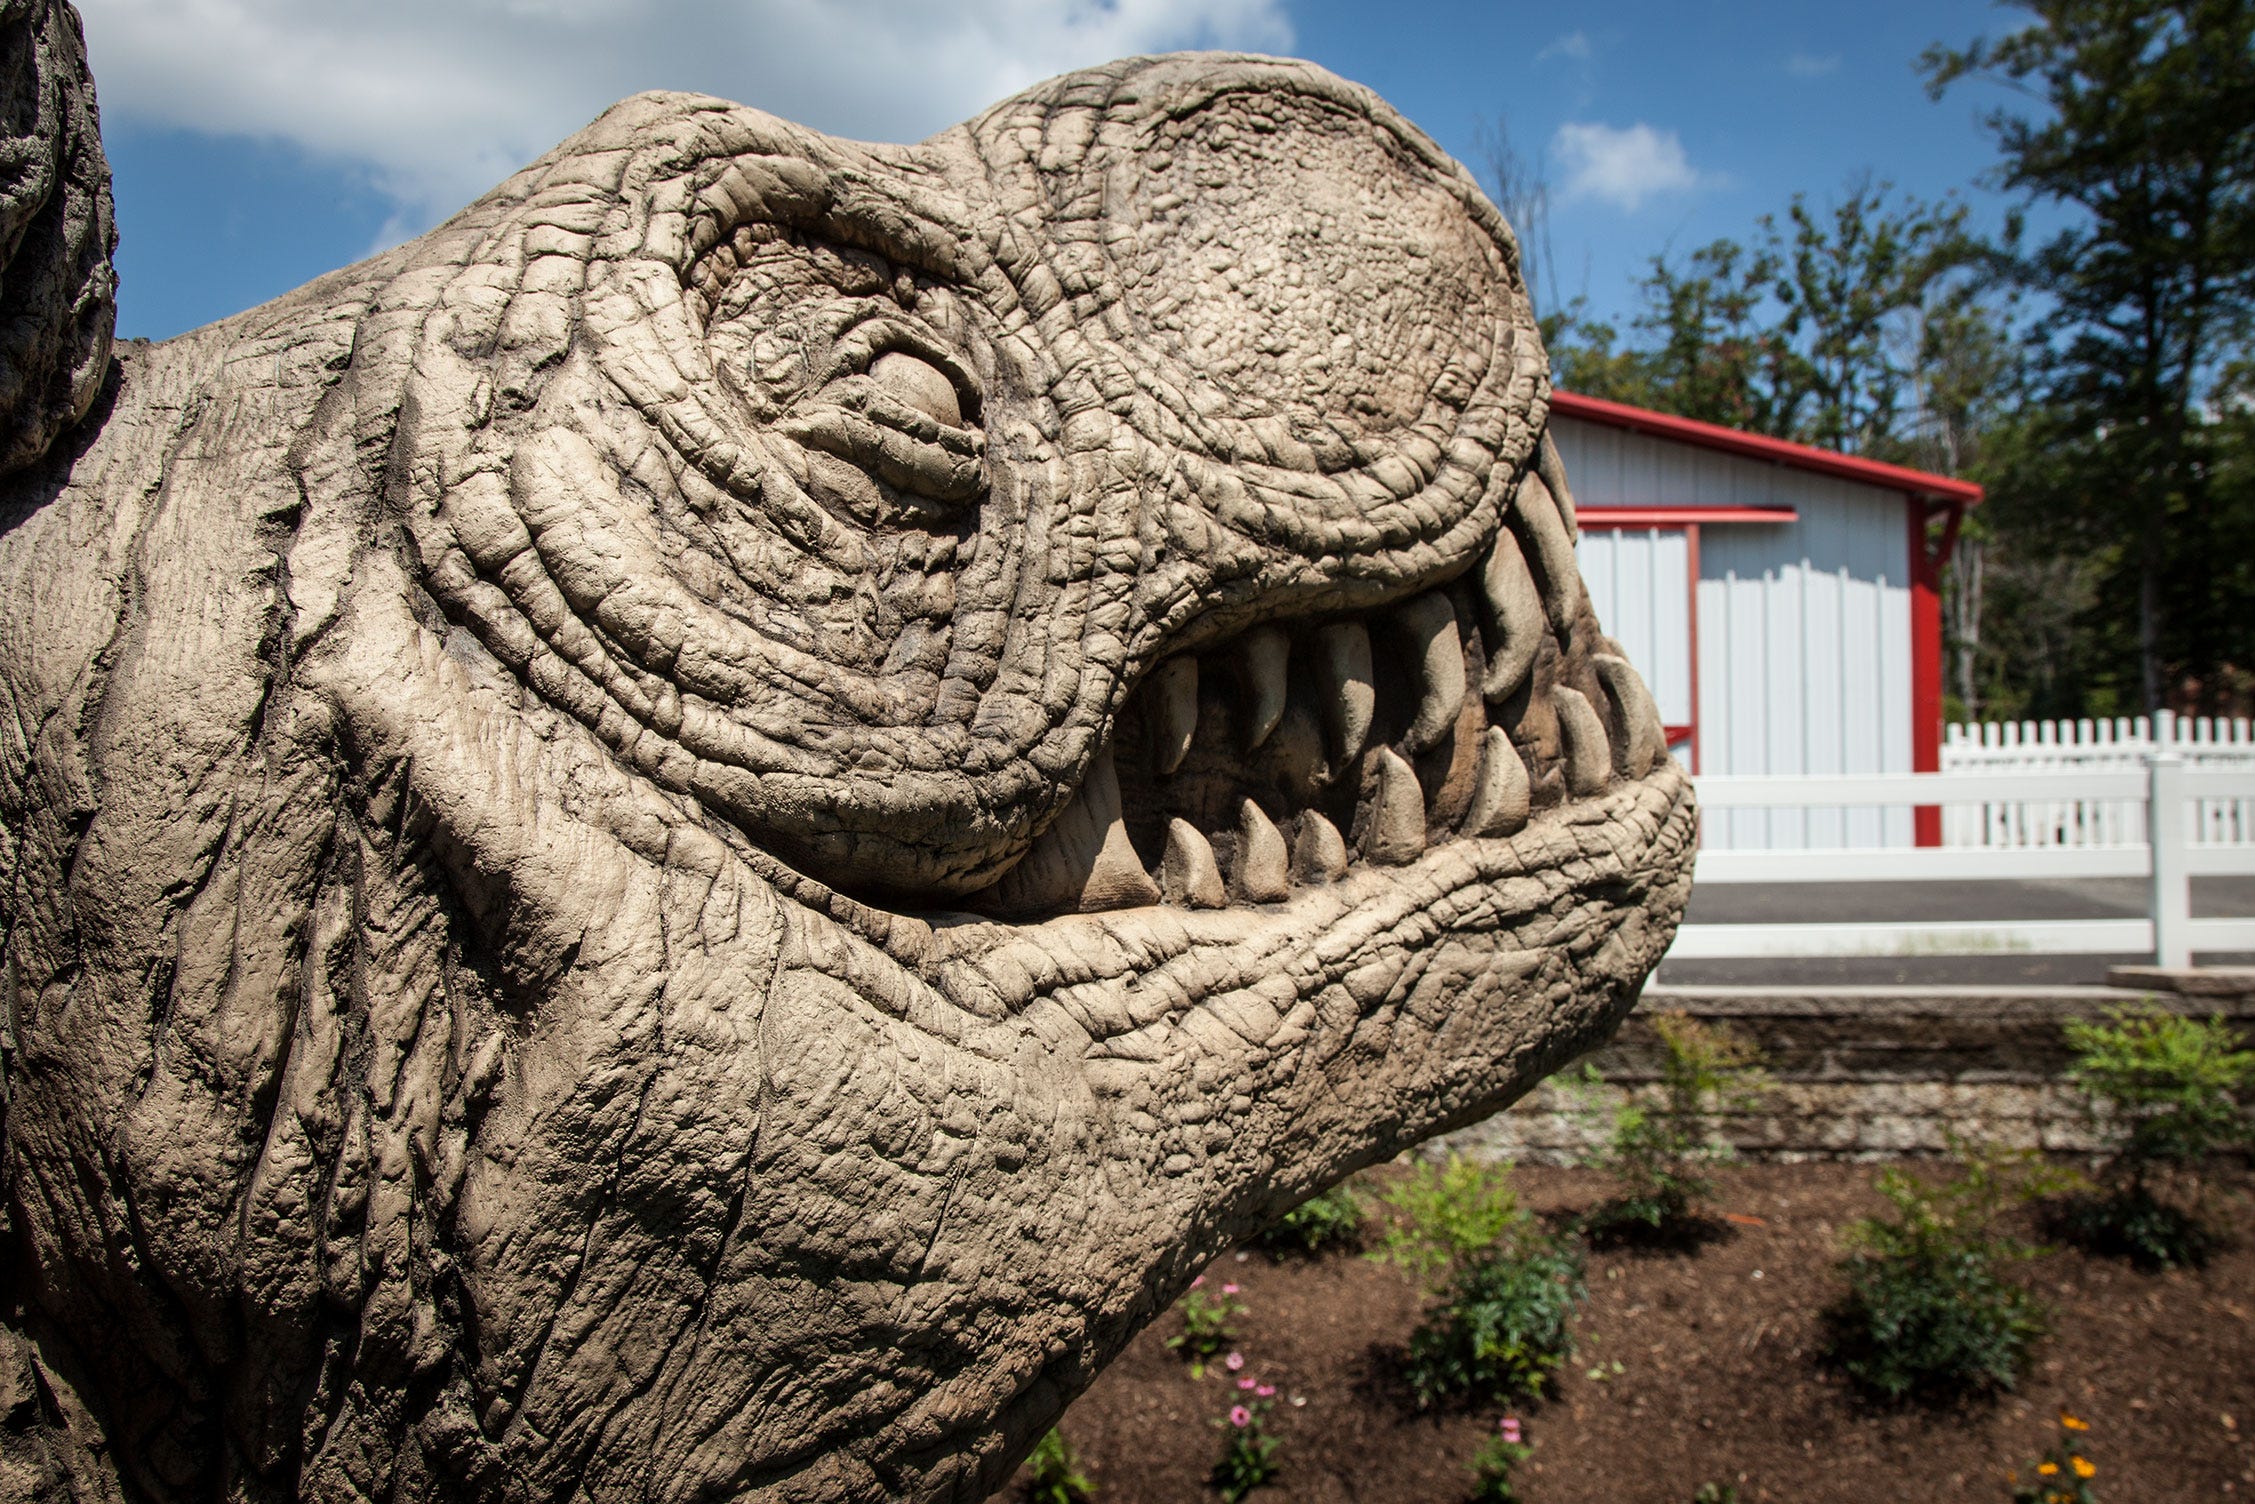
(88, 0), (2035, 344)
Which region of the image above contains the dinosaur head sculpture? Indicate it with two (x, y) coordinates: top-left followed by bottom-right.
(0, 32), (1692, 1504)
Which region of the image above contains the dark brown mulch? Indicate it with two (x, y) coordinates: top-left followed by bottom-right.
(1013, 1162), (2255, 1504)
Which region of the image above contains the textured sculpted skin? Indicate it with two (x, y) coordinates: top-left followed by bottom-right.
(0, 18), (1693, 1504)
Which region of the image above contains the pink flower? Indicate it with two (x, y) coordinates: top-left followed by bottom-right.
(1256, 1384), (1277, 1398)
(1238, 1376), (1257, 1390)
(1224, 1351), (1245, 1372)
(1221, 1282), (1240, 1295)
(1500, 1417), (1522, 1444)
(1229, 1405), (1252, 1428)
(1190, 1275), (1204, 1289)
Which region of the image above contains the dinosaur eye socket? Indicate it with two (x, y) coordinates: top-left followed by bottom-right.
(693, 229), (989, 528)
(871, 351), (963, 429)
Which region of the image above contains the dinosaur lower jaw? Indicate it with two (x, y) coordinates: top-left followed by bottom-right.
(924, 762), (1695, 1035)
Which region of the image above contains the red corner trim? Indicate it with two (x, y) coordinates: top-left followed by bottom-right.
(1909, 498), (1945, 846)
(1550, 390), (1985, 508)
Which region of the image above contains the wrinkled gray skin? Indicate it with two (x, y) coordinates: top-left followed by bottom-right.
(0, 15), (1694, 1504)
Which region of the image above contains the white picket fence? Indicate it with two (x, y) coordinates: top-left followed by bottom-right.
(1677, 753), (2255, 964)
(1941, 711), (2255, 847)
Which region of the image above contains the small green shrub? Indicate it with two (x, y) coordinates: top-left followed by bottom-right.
(2008, 1411), (2101, 1503)
(1690, 1487), (1740, 1504)
(1369, 1152), (1524, 1292)
(1468, 1416), (1531, 1503)
(2059, 1003), (2255, 1268)
(2068, 1004), (2255, 1165)
(1166, 1279), (1247, 1378)
(1252, 1182), (1366, 1256)
(1211, 1377), (1281, 1502)
(1023, 1428), (1095, 1504)
(1404, 1228), (1585, 1409)
(1579, 1012), (1770, 1246)
(1821, 1143), (2066, 1404)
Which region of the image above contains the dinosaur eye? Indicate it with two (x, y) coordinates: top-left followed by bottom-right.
(871, 351), (963, 429)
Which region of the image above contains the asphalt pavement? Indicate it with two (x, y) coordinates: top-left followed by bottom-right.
(1654, 876), (2255, 988)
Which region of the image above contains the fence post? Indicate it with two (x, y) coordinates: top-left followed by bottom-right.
(2149, 752), (2190, 968)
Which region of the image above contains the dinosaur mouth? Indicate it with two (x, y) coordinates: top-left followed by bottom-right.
(961, 458), (1670, 921)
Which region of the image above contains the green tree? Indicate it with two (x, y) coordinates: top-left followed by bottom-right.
(1770, 181), (1978, 454)
(1548, 180), (1982, 456)
(1923, 0), (2255, 713)
(1627, 235), (1794, 433)
(1906, 284), (2030, 720)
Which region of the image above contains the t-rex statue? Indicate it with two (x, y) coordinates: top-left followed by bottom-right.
(0, 5), (1695, 1500)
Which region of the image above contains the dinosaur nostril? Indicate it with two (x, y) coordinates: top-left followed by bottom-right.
(871, 351), (963, 428)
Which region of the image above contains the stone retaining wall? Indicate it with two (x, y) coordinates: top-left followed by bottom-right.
(1442, 985), (2255, 1163)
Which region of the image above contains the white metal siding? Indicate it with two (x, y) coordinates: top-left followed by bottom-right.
(1555, 415), (1916, 849)
(1575, 527), (1692, 728)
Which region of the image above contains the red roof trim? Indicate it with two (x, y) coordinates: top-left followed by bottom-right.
(1578, 506), (1798, 528)
(1549, 389), (1985, 507)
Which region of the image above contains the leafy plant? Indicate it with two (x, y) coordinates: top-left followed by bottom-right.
(1690, 1487), (1740, 1504)
(1369, 1153), (1525, 1292)
(1253, 1182), (1366, 1256)
(1468, 1415), (1531, 1503)
(1166, 1279), (1247, 1379)
(1023, 1428), (1095, 1504)
(1579, 1012), (1771, 1246)
(1404, 1227), (1585, 1409)
(1211, 1375), (1282, 1502)
(2011, 1411), (2101, 1504)
(2057, 1003), (2255, 1268)
(1821, 1141), (2069, 1404)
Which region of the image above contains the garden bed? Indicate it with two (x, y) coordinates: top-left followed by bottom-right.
(1012, 1161), (2255, 1504)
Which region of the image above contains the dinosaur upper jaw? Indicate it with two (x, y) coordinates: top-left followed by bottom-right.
(387, 54), (1552, 905)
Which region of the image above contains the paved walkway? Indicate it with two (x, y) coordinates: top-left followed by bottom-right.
(1655, 876), (2255, 988)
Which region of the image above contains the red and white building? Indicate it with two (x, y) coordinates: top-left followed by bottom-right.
(1550, 391), (1982, 850)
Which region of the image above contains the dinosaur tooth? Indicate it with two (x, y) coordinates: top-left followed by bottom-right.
(1161, 818), (1228, 909)
(1291, 811), (1349, 884)
(1592, 653), (1666, 779)
(981, 746), (1162, 915)
(1238, 625), (1289, 750)
(1553, 686), (1613, 798)
(1365, 746), (1426, 865)
(1513, 471), (1584, 637)
(1151, 656), (1199, 775)
(1462, 727), (1531, 837)
(1313, 620), (1375, 768)
(1391, 591), (1466, 755)
(1537, 428), (1580, 538)
(1081, 816), (1164, 912)
(1234, 799), (1290, 902)
(1480, 527), (1545, 702)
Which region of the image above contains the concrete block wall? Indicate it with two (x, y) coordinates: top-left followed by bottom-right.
(1441, 986), (2255, 1163)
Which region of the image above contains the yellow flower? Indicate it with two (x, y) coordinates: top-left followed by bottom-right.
(2061, 1413), (2089, 1431)
(2072, 1456), (2096, 1479)
(2037, 1462), (2059, 1476)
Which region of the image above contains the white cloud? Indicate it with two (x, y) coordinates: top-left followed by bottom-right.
(1785, 51), (1841, 78)
(1536, 30), (1592, 64)
(76, 0), (1294, 231)
(1551, 121), (1711, 213)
